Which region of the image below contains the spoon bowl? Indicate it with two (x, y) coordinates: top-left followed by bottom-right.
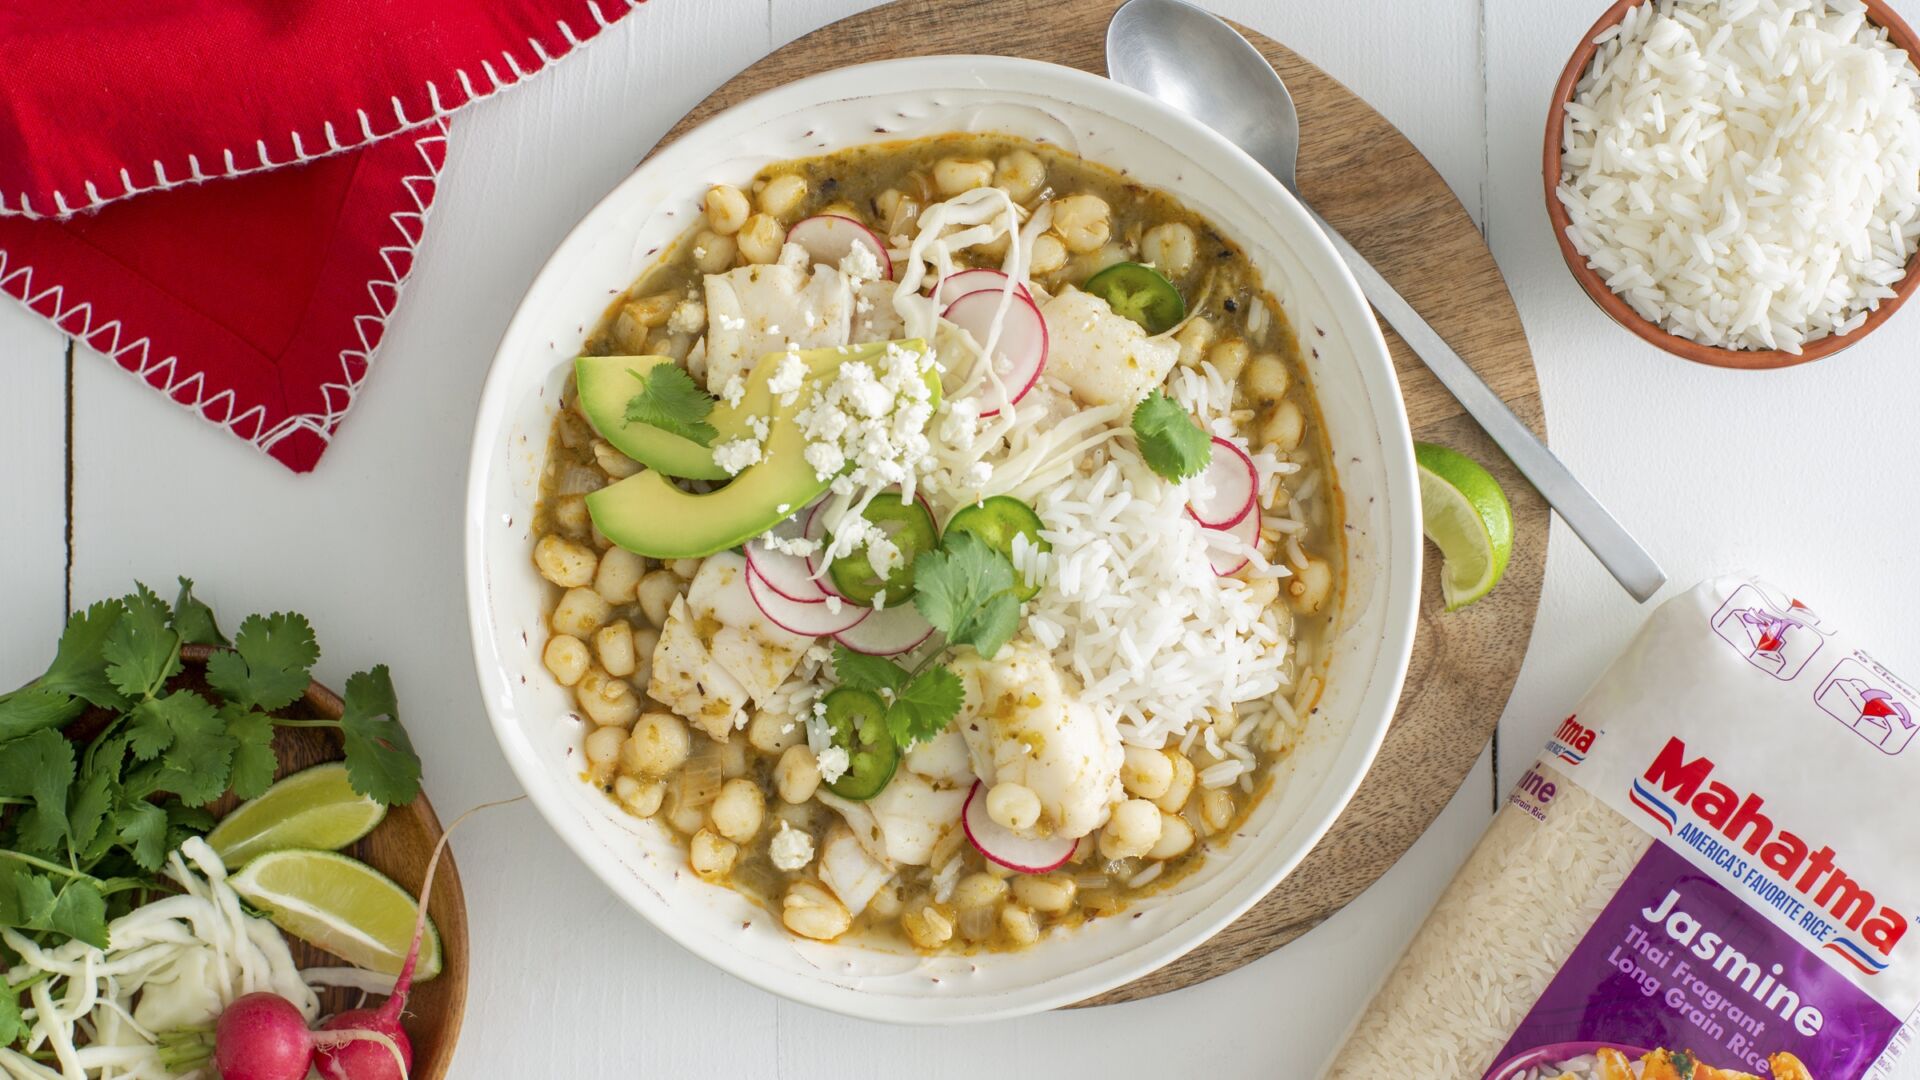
(1107, 0), (1302, 189)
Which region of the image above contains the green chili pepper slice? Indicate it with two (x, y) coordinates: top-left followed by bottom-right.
(944, 495), (1050, 601)
(828, 493), (940, 606)
(1083, 261), (1186, 334)
(821, 687), (899, 800)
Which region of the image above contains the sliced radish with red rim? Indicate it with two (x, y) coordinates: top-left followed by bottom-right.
(961, 781), (1075, 874)
(1186, 437), (1258, 530)
(931, 268), (1032, 307)
(784, 215), (893, 280)
(1203, 504), (1262, 577)
(746, 564), (869, 636)
(833, 601), (936, 656)
(942, 288), (1048, 418)
(746, 512), (831, 604)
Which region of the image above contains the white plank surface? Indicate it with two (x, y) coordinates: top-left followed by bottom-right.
(0, 306), (67, 690)
(11, 0), (1918, 1074)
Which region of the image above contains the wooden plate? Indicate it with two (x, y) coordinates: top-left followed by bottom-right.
(654, 0), (1547, 1006)
(179, 645), (470, 1077)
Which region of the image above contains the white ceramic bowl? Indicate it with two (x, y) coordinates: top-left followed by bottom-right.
(466, 55), (1420, 1023)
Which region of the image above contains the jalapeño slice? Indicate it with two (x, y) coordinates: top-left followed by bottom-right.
(827, 493), (940, 606)
(821, 687), (899, 800)
(944, 495), (1049, 601)
(1083, 261), (1186, 334)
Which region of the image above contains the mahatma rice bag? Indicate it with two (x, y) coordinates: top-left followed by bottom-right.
(1323, 576), (1920, 1079)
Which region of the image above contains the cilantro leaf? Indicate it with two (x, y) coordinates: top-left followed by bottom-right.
(126, 691), (233, 807)
(912, 532), (1020, 657)
(225, 707), (279, 800)
(886, 666), (965, 747)
(125, 692), (218, 763)
(339, 666), (421, 805)
(100, 584), (181, 700)
(164, 804), (216, 858)
(0, 976), (24, 1048)
(206, 612), (318, 711)
(171, 577), (228, 646)
(66, 767), (116, 856)
(35, 599), (128, 708)
(114, 801), (168, 871)
(625, 363), (718, 447)
(0, 688), (85, 741)
(831, 645), (908, 694)
(0, 730), (76, 853)
(1131, 390), (1213, 482)
(41, 879), (108, 951)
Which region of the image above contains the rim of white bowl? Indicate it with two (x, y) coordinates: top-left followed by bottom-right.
(465, 54), (1420, 1024)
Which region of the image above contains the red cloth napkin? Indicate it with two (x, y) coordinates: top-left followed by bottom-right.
(0, 1), (646, 471)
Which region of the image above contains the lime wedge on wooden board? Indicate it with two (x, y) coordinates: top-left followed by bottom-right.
(208, 762), (386, 868)
(230, 849), (441, 981)
(1414, 442), (1514, 611)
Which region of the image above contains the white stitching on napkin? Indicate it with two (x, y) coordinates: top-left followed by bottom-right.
(0, 0), (642, 220)
(0, 122), (450, 469)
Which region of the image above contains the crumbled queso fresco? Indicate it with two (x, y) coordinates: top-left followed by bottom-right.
(796, 342), (936, 487)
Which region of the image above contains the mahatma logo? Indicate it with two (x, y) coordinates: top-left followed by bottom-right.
(1637, 735), (1908, 970)
(1710, 583), (1827, 681)
(1549, 714), (1596, 766)
(1815, 657), (1917, 756)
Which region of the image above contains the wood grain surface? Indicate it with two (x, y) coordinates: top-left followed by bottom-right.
(655, 0), (1547, 1006)
(178, 647), (470, 1078)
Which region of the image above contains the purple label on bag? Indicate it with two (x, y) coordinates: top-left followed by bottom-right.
(1484, 843), (1901, 1079)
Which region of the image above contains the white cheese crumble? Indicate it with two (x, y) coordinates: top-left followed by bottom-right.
(769, 820), (814, 871)
(719, 374), (747, 409)
(816, 746), (850, 784)
(766, 350), (808, 404)
(714, 312), (747, 333)
(668, 298), (706, 334)
(712, 437), (764, 476)
(839, 242), (882, 283)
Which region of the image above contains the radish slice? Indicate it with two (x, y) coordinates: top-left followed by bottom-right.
(1203, 504), (1262, 577)
(942, 289), (1048, 418)
(962, 781), (1075, 874)
(784, 215), (893, 280)
(747, 564), (869, 636)
(1186, 437), (1259, 529)
(833, 601), (936, 656)
(931, 268), (1032, 308)
(746, 514), (831, 604)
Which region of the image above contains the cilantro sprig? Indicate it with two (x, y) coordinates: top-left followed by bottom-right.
(625, 363), (719, 446)
(0, 579), (423, 954)
(1131, 389), (1213, 482)
(824, 530), (1028, 752)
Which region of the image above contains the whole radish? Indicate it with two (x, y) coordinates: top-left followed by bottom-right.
(212, 992), (315, 1080)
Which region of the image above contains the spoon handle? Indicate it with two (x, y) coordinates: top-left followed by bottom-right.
(1303, 206), (1667, 603)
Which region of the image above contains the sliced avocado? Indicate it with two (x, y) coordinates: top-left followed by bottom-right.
(575, 355), (729, 481)
(586, 339), (937, 559)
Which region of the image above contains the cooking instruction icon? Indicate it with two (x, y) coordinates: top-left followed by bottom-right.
(1710, 583), (1825, 680)
(1816, 658), (1917, 755)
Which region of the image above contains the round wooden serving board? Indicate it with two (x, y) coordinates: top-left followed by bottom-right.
(655, 0), (1547, 1006)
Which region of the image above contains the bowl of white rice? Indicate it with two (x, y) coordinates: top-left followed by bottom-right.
(1546, 0), (1920, 369)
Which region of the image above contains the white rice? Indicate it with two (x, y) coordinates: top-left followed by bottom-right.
(1323, 769), (1651, 1077)
(1558, 0), (1920, 353)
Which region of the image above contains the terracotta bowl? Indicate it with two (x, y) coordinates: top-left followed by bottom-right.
(1543, 0), (1920, 370)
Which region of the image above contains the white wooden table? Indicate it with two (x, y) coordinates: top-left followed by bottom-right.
(5, 0), (1918, 1074)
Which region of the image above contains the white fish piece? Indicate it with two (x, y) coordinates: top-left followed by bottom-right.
(818, 823), (891, 916)
(702, 262), (853, 394)
(686, 552), (812, 706)
(862, 771), (967, 865)
(903, 729), (975, 786)
(648, 593), (751, 739)
(815, 791), (889, 864)
(1038, 285), (1181, 407)
(851, 279), (907, 343)
(953, 640), (1123, 840)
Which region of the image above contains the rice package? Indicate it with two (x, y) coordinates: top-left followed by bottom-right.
(1324, 576), (1920, 1079)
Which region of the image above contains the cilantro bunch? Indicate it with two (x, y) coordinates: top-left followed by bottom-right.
(827, 531), (1026, 751)
(0, 580), (421, 952)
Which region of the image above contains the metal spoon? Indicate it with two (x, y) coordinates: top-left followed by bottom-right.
(1108, 0), (1667, 603)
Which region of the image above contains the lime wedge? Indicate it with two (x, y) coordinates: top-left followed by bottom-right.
(230, 849), (441, 982)
(1414, 442), (1514, 611)
(207, 762), (386, 868)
